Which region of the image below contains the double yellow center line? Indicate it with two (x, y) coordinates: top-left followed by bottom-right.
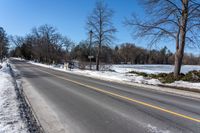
(37, 68), (200, 123)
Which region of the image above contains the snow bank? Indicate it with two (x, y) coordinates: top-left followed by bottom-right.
(29, 61), (161, 85)
(28, 61), (200, 91)
(168, 81), (200, 90)
(0, 62), (27, 133)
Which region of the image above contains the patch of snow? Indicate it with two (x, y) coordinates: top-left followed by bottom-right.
(11, 57), (25, 61)
(0, 62), (27, 133)
(146, 124), (171, 133)
(168, 81), (200, 90)
(29, 61), (53, 68)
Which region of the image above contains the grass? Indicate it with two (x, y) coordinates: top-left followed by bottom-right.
(129, 70), (200, 83)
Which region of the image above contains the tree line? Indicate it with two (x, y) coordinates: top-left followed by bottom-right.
(70, 42), (200, 65)
(8, 26), (200, 66)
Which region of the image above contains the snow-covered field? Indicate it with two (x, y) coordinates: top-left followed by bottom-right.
(111, 64), (200, 74)
(26, 60), (200, 91)
(0, 62), (27, 132)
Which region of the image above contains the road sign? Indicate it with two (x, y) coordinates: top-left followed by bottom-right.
(88, 55), (94, 59)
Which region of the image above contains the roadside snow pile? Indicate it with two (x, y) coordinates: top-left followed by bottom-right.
(28, 61), (161, 85)
(28, 61), (200, 91)
(29, 61), (54, 68)
(0, 62), (27, 133)
(168, 81), (200, 90)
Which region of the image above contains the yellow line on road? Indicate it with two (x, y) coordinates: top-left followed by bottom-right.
(38, 68), (200, 123)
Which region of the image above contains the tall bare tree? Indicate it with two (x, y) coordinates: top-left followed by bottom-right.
(126, 0), (200, 77)
(87, 1), (116, 70)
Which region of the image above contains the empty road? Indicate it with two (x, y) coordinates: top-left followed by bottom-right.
(12, 59), (200, 133)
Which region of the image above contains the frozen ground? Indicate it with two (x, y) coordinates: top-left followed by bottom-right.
(25, 60), (200, 91)
(0, 61), (27, 133)
(110, 64), (200, 74)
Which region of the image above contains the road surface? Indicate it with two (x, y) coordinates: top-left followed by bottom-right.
(11, 59), (200, 133)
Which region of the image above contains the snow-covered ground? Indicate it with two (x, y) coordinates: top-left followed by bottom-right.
(0, 62), (27, 132)
(111, 64), (200, 74)
(26, 60), (200, 91)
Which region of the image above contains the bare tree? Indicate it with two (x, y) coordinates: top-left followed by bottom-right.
(10, 36), (24, 47)
(87, 1), (116, 70)
(119, 43), (139, 64)
(30, 24), (63, 63)
(126, 0), (200, 77)
(0, 27), (9, 62)
(61, 36), (74, 53)
(10, 25), (73, 63)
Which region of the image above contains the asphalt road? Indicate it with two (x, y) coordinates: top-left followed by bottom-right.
(11, 59), (200, 133)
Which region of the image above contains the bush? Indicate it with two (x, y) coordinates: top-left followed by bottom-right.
(129, 71), (148, 77)
(159, 73), (184, 83)
(129, 70), (200, 83)
(108, 69), (116, 72)
(182, 70), (200, 82)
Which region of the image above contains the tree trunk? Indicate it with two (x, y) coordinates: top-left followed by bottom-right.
(174, 50), (183, 77)
(96, 45), (100, 71)
(173, 0), (188, 77)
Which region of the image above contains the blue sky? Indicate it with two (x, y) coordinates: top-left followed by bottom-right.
(0, 0), (199, 55)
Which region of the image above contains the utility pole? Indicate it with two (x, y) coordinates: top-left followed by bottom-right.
(88, 30), (93, 70)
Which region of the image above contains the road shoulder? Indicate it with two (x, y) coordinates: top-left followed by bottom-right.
(21, 78), (67, 133)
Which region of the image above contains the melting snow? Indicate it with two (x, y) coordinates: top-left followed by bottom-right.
(146, 124), (171, 133)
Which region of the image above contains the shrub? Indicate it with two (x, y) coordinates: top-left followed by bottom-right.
(159, 73), (184, 83)
(182, 70), (200, 82)
(129, 71), (148, 77)
(129, 70), (200, 83)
